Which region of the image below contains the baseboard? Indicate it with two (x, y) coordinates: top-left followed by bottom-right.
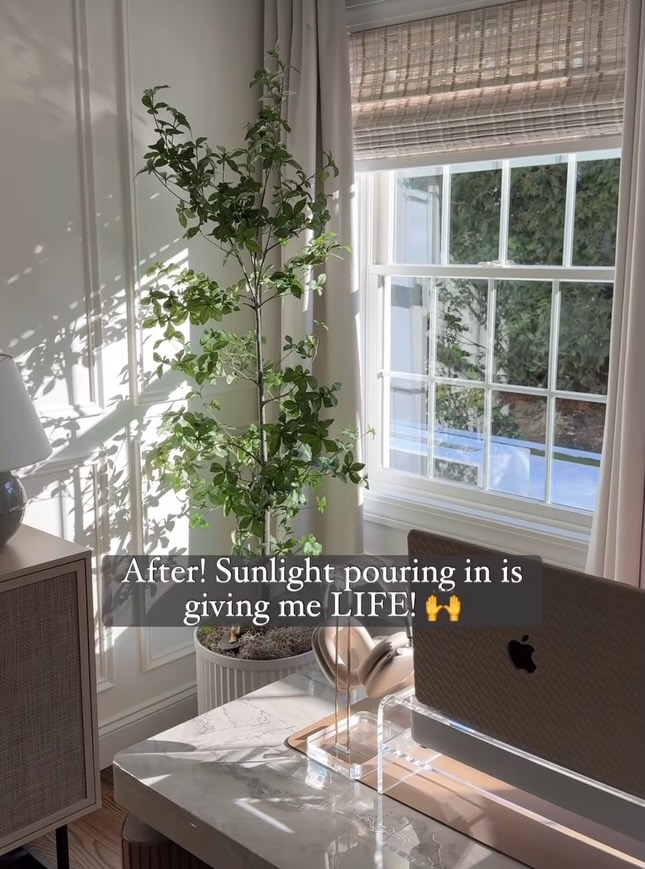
(98, 683), (197, 769)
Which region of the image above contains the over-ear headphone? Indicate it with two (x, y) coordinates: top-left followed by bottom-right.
(312, 623), (414, 698)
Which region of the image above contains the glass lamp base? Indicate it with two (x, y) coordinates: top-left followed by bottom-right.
(0, 469), (26, 547)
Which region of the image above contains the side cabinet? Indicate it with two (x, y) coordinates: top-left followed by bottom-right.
(0, 524), (101, 856)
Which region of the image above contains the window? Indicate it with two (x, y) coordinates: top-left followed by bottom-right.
(360, 148), (620, 521)
(350, 0), (627, 548)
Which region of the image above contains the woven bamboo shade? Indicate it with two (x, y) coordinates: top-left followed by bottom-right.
(350, 0), (627, 160)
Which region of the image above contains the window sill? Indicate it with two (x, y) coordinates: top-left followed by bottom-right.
(363, 484), (590, 570)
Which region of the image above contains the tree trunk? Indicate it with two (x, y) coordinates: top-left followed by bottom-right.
(253, 290), (271, 556)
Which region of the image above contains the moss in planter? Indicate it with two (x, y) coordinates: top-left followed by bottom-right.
(197, 625), (313, 660)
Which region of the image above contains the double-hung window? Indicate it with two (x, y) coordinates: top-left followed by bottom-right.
(351, 0), (627, 551)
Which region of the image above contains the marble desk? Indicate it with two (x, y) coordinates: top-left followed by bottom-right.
(113, 669), (526, 869)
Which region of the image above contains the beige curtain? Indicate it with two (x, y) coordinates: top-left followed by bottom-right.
(264, 0), (363, 554)
(586, 0), (645, 586)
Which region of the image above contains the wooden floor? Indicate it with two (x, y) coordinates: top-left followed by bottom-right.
(27, 769), (126, 869)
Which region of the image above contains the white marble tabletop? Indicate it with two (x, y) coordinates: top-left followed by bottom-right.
(113, 668), (526, 869)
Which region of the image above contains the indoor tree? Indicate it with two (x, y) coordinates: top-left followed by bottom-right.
(139, 51), (366, 559)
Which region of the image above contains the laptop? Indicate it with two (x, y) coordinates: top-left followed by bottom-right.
(409, 530), (645, 842)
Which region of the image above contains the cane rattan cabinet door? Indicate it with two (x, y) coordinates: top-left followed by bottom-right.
(0, 526), (100, 855)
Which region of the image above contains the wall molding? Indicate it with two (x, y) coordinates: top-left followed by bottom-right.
(98, 682), (197, 768)
(39, 402), (106, 421)
(114, 0), (145, 409)
(96, 675), (114, 694)
(25, 450), (117, 692)
(71, 0), (105, 411)
(139, 623), (194, 674)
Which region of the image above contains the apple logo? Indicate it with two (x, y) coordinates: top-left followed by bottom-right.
(508, 635), (536, 673)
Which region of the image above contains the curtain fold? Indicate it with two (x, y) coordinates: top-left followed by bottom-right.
(264, 0), (363, 554)
(586, 0), (645, 586)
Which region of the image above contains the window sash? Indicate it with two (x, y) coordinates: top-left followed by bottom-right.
(360, 152), (617, 520)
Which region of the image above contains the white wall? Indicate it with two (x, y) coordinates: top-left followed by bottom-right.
(0, 0), (262, 766)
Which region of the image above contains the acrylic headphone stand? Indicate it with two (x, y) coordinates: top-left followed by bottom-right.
(305, 619), (384, 779)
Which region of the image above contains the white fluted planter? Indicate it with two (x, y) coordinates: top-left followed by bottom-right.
(194, 630), (316, 714)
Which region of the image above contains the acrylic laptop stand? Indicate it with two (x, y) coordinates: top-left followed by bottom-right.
(376, 689), (645, 868)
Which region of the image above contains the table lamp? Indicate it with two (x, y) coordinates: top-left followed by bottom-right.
(0, 353), (52, 546)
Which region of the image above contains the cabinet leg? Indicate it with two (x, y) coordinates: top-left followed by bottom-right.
(55, 827), (69, 869)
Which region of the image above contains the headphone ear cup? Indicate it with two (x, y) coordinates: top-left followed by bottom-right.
(312, 624), (374, 689)
(364, 651), (414, 698)
(357, 631), (410, 684)
(311, 627), (336, 686)
(357, 638), (394, 686)
(360, 632), (414, 699)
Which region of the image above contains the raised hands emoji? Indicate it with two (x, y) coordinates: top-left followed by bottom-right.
(446, 594), (461, 622)
(426, 594), (441, 622)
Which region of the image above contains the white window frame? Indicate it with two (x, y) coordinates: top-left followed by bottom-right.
(358, 141), (621, 565)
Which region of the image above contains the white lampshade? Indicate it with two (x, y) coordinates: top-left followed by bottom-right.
(0, 354), (52, 472)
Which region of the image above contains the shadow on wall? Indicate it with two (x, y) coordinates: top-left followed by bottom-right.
(0, 5), (192, 558)
(1, 0), (257, 569)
